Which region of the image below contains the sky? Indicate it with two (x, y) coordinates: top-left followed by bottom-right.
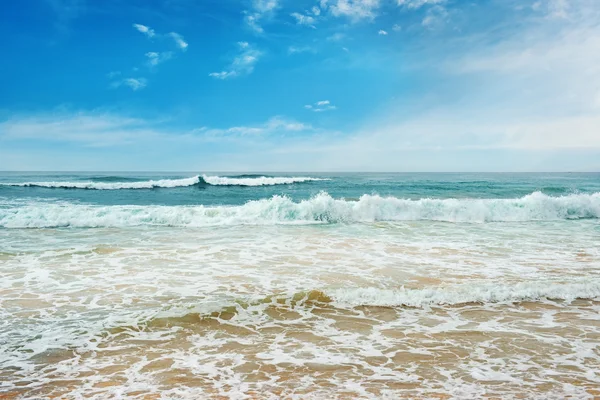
(0, 0), (599, 171)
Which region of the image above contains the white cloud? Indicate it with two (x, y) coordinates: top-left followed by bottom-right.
(0, 112), (312, 148)
(288, 46), (314, 54)
(244, 14), (264, 34)
(132, 24), (188, 51)
(111, 78), (147, 91)
(305, 100), (337, 112)
(422, 5), (448, 28)
(145, 51), (173, 66)
(0, 112), (157, 147)
(378, 29), (388, 35)
(209, 42), (262, 80)
(168, 32), (188, 51)
(312, 6), (321, 16)
(397, 0), (446, 9)
(244, 0), (280, 34)
(291, 12), (316, 27)
(254, 0), (279, 13)
(392, 24), (402, 31)
(133, 23), (155, 38)
(327, 32), (346, 41)
(325, 0), (380, 21)
(194, 116), (312, 137)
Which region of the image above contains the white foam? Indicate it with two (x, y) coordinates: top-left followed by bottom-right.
(201, 175), (329, 186)
(0, 176), (201, 190)
(328, 280), (600, 308)
(0, 191), (598, 228)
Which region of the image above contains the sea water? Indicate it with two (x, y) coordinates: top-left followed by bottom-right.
(1, 172), (599, 398)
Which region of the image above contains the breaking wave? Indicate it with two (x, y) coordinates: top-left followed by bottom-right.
(201, 175), (329, 186)
(0, 191), (598, 228)
(328, 280), (600, 307)
(0, 176), (202, 190)
(0, 175), (327, 190)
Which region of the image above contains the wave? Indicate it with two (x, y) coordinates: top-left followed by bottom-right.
(0, 175), (328, 190)
(328, 280), (600, 307)
(151, 280), (600, 324)
(200, 175), (328, 186)
(0, 176), (202, 190)
(0, 191), (598, 228)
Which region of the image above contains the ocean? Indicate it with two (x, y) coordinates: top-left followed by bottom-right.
(1, 172), (599, 399)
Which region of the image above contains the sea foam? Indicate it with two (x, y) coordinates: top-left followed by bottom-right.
(0, 191), (598, 228)
(328, 280), (600, 308)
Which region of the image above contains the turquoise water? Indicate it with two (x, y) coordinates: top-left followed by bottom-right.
(1, 172), (599, 207)
(1, 172), (599, 398)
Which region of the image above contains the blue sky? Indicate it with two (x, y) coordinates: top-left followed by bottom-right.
(0, 0), (599, 171)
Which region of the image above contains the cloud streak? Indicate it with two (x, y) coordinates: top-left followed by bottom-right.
(244, 0), (280, 34)
(168, 32), (188, 51)
(305, 100), (337, 112)
(133, 23), (155, 38)
(324, 0), (381, 21)
(111, 78), (147, 91)
(291, 12), (316, 27)
(209, 42), (262, 80)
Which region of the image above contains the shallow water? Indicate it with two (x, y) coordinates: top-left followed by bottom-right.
(1, 173), (599, 398)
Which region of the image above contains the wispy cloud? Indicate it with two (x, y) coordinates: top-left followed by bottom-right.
(421, 5), (448, 29)
(168, 32), (188, 51)
(291, 12), (316, 27)
(0, 112), (313, 148)
(532, 0), (571, 19)
(327, 32), (346, 41)
(111, 78), (147, 91)
(133, 24), (188, 52)
(46, 0), (85, 32)
(0, 112), (157, 147)
(118, 25), (188, 88)
(288, 45), (314, 54)
(244, 0), (280, 34)
(196, 116), (312, 138)
(397, 0), (446, 9)
(209, 42), (262, 80)
(304, 100), (337, 112)
(378, 29), (388, 35)
(133, 23), (155, 38)
(324, 0), (381, 22)
(145, 51), (173, 67)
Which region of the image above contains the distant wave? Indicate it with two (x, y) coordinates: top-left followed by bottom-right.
(201, 175), (329, 186)
(0, 175), (328, 190)
(328, 280), (600, 307)
(1, 191), (598, 228)
(0, 176), (202, 190)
